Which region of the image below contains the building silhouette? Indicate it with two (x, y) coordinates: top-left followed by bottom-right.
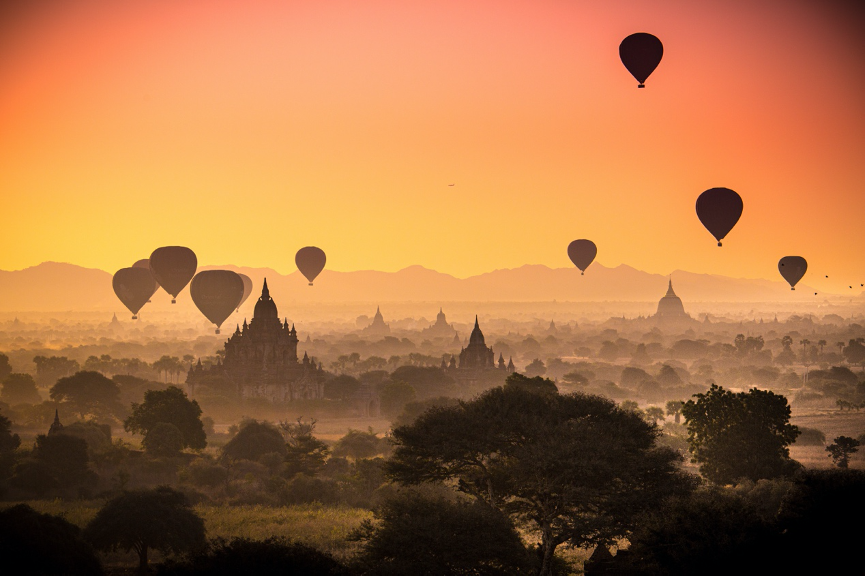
(655, 279), (689, 318)
(361, 306), (391, 337)
(186, 280), (324, 401)
(421, 308), (457, 339)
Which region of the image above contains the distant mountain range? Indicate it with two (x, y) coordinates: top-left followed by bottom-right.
(0, 261), (842, 313)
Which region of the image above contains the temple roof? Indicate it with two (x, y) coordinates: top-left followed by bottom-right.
(468, 316), (485, 346)
(254, 278), (279, 319)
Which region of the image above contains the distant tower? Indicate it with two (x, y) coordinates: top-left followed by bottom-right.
(48, 409), (64, 435)
(655, 279), (688, 318)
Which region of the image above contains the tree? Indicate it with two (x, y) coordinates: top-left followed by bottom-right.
(124, 386), (206, 450)
(0, 504), (103, 575)
(85, 488), (206, 570)
(50, 371), (123, 420)
(37, 433), (93, 485)
(524, 358), (546, 377)
(143, 423), (185, 457)
(389, 365), (456, 398)
(645, 406), (665, 425)
(682, 385), (800, 484)
(0, 353), (11, 382)
(221, 420), (286, 462)
(826, 436), (860, 469)
(0, 411), (20, 453)
(323, 375), (361, 400)
(393, 396), (461, 428)
(843, 338), (865, 365)
(386, 375), (696, 575)
(33, 355), (79, 386)
(279, 418), (329, 477)
(657, 365), (683, 386)
(159, 537), (342, 575)
(1, 373), (42, 405)
(378, 381), (416, 418)
(332, 428), (389, 460)
(665, 400), (684, 424)
(352, 489), (535, 575)
(561, 372), (589, 387)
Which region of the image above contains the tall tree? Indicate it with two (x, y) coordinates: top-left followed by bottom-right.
(682, 384), (800, 484)
(386, 374), (696, 575)
(0, 353), (11, 382)
(826, 436), (860, 469)
(84, 486), (206, 569)
(1, 373), (42, 405)
(124, 386), (206, 450)
(49, 371), (123, 420)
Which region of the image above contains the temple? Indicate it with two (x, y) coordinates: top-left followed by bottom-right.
(186, 280), (324, 401)
(459, 316), (496, 369)
(361, 306), (391, 337)
(655, 279), (690, 320)
(421, 308), (457, 339)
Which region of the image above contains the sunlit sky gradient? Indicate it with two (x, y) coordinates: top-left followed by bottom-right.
(1, 0), (862, 289)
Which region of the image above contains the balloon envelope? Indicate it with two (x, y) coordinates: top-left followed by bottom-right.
(778, 256), (807, 290)
(149, 246), (197, 302)
(112, 268), (156, 319)
(696, 188), (743, 246)
(190, 270), (245, 333)
(295, 246), (326, 285)
(619, 33), (663, 87)
(132, 259), (159, 298)
(237, 273), (253, 310)
(567, 240), (597, 275)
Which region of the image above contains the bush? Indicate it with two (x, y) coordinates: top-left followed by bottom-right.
(157, 537), (342, 575)
(0, 504), (103, 575)
(144, 423), (185, 456)
(221, 420), (286, 462)
(793, 427), (826, 446)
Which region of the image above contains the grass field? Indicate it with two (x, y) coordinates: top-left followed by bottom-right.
(17, 500), (372, 570)
(790, 408), (865, 469)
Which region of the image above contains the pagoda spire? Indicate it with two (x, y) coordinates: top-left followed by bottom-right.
(262, 278), (270, 299)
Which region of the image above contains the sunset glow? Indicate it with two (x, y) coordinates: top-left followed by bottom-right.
(1, 0), (862, 287)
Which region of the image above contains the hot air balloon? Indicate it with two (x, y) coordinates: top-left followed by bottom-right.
(567, 240), (597, 275)
(132, 259), (159, 302)
(149, 246), (197, 303)
(696, 188), (743, 247)
(236, 273), (253, 311)
(112, 268), (156, 319)
(619, 33), (663, 88)
(190, 270), (245, 334)
(778, 256), (807, 290)
(295, 246), (326, 286)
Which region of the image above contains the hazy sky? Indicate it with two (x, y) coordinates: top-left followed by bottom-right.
(1, 0), (862, 288)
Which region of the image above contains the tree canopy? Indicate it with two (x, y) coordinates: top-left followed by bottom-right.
(124, 386), (206, 450)
(682, 384), (800, 484)
(0, 504), (103, 575)
(49, 371), (123, 420)
(84, 486), (206, 569)
(353, 489), (535, 575)
(386, 373), (696, 575)
(221, 420), (286, 462)
(1, 373), (41, 406)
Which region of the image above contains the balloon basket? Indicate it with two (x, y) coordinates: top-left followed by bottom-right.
(171, 299), (176, 304)
(791, 288), (795, 291)
(132, 315), (137, 320)
(717, 242), (722, 247)
(638, 84), (645, 88)
(308, 283), (313, 286)
(215, 328), (220, 334)
(581, 272), (584, 276)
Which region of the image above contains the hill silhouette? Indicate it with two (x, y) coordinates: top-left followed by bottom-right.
(0, 261), (844, 313)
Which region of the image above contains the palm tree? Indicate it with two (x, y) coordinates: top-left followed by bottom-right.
(817, 339), (827, 355)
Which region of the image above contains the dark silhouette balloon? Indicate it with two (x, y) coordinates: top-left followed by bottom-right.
(190, 270), (245, 334)
(778, 256), (807, 290)
(132, 259), (159, 301)
(567, 240), (597, 275)
(236, 273), (253, 311)
(696, 188), (743, 247)
(112, 268), (156, 319)
(295, 246), (326, 286)
(619, 33), (663, 88)
(149, 246), (197, 303)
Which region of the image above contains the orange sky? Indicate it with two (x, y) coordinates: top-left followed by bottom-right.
(0, 0), (862, 290)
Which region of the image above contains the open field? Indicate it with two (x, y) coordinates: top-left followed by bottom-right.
(16, 500), (372, 570)
(790, 409), (865, 469)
